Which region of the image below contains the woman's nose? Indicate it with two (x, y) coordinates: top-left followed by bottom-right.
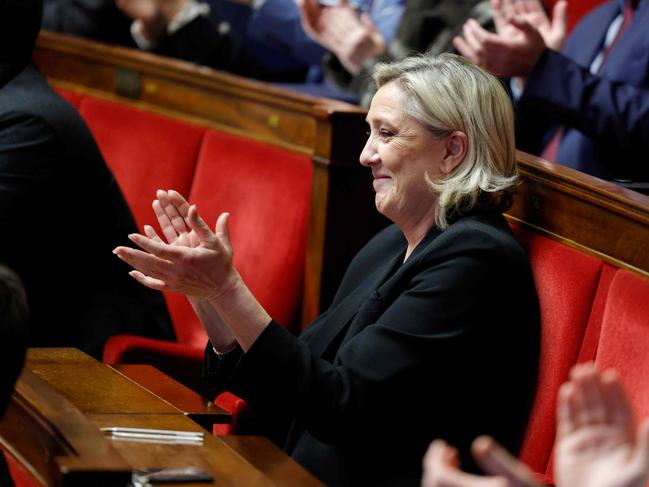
(359, 139), (379, 167)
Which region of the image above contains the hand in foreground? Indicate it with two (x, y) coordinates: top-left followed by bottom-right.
(115, 0), (190, 41)
(296, 0), (384, 74)
(421, 437), (541, 487)
(452, 0), (547, 78)
(113, 189), (237, 301)
(554, 363), (649, 487)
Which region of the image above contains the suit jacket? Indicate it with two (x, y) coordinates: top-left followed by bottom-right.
(0, 62), (173, 358)
(517, 0), (649, 182)
(205, 210), (540, 486)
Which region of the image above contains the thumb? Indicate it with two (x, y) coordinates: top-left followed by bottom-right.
(215, 212), (233, 254)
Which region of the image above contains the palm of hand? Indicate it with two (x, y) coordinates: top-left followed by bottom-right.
(556, 425), (645, 487)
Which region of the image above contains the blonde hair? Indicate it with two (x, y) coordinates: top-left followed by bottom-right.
(373, 53), (517, 229)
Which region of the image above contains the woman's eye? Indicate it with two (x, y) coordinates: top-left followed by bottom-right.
(380, 129), (394, 138)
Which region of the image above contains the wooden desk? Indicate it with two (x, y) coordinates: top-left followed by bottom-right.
(1, 348), (323, 486)
(109, 364), (226, 431)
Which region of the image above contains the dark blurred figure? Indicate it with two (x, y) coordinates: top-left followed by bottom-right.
(0, 0), (174, 358)
(0, 265), (28, 487)
(42, 0), (135, 46)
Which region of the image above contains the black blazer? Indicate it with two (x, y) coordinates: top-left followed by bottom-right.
(0, 62), (173, 357)
(206, 210), (540, 486)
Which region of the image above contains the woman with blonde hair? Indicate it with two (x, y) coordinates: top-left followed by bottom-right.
(115, 53), (540, 486)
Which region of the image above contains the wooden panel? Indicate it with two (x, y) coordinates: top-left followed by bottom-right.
(34, 30), (363, 156)
(26, 349), (179, 415)
(510, 152), (649, 277)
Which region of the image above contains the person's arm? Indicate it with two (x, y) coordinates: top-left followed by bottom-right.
(114, 211), (536, 447)
(519, 49), (649, 154)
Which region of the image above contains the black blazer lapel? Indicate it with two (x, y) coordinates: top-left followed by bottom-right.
(306, 247), (405, 358)
(341, 225), (443, 343)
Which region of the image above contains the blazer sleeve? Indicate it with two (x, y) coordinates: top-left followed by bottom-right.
(208, 226), (536, 446)
(519, 48), (649, 157)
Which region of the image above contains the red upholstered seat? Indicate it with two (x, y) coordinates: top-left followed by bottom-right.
(510, 223), (605, 473)
(544, 268), (649, 480)
(78, 97), (206, 231)
(594, 270), (649, 417)
(104, 127), (313, 425)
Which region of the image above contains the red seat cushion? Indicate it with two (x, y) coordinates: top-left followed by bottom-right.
(78, 97), (206, 231)
(510, 223), (604, 473)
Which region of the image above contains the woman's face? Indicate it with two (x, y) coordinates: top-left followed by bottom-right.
(360, 81), (449, 227)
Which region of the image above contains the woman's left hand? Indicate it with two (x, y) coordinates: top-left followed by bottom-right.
(113, 191), (238, 301)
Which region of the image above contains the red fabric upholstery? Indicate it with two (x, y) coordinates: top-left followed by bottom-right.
(510, 223), (604, 473)
(545, 268), (649, 480)
(212, 392), (253, 435)
(2, 450), (41, 487)
(54, 86), (83, 107)
(595, 270), (649, 418)
(78, 97), (206, 231)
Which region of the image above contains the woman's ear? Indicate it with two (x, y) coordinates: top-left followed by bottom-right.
(441, 131), (468, 175)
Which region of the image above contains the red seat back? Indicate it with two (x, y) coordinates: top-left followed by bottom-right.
(164, 129), (313, 346)
(78, 97), (206, 231)
(595, 270), (649, 417)
(510, 223), (604, 472)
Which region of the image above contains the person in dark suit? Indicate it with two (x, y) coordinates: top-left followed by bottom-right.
(0, 0), (174, 358)
(114, 53), (540, 486)
(0, 265), (29, 487)
(454, 0), (649, 184)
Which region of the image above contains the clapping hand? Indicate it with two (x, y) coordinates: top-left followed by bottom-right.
(554, 363), (649, 487)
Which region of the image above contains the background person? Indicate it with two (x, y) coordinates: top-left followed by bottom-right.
(114, 53), (540, 486)
(453, 0), (649, 185)
(0, 0), (174, 358)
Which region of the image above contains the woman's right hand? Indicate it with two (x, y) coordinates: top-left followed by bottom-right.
(119, 189), (237, 350)
(113, 189), (238, 301)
